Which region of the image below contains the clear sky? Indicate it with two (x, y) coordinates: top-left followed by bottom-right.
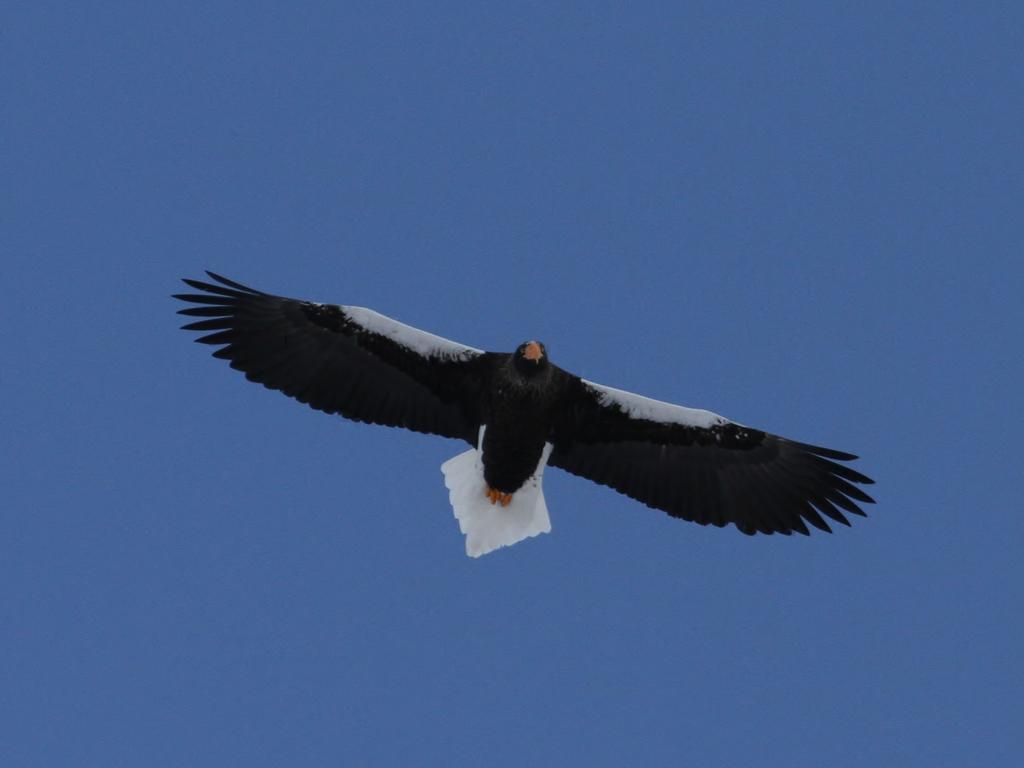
(3, 2), (1021, 765)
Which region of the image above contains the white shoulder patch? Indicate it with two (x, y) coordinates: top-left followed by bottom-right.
(583, 379), (729, 429)
(342, 305), (483, 360)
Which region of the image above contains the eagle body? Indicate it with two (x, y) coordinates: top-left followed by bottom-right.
(176, 272), (875, 557)
(479, 348), (560, 494)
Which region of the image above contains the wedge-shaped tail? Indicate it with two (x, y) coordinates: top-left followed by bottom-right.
(441, 428), (554, 557)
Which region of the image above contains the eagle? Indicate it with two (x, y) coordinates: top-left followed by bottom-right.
(175, 272), (874, 557)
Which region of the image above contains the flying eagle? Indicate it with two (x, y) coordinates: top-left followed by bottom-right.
(175, 272), (874, 557)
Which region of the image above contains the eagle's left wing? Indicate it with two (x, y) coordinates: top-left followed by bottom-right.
(175, 272), (492, 444)
(550, 377), (874, 535)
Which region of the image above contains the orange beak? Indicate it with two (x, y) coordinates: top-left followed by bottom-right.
(523, 342), (543, 362)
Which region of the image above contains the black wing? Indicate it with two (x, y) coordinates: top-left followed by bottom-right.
(550, 377), (875, 535)
(174, 272), (492, 444)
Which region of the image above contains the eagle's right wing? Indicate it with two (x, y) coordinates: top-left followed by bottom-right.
(175, 272), (493, 444)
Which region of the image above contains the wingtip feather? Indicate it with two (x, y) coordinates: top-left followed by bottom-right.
(205, 270), (262, 294)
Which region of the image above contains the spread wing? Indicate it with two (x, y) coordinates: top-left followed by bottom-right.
(174, 272), (491, 444)
(550, 377), (875, 535)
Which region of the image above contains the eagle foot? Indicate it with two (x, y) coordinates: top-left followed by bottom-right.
(485, 487), (513, 507)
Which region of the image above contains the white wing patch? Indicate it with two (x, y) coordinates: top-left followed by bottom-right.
(342, 305), (483, 360)
(583, 379), (729, 429)
(440, 426), (553, 558)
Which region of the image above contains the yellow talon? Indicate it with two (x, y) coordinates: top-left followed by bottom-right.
(485, 487), (513, 506)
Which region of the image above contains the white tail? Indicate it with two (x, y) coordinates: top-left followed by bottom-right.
(440, 427), (553, 558)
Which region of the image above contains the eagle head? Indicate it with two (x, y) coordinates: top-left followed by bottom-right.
(513, 340), (548, 375)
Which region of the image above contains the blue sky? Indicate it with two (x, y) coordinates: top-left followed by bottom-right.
(3, 2), (1021, 765)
